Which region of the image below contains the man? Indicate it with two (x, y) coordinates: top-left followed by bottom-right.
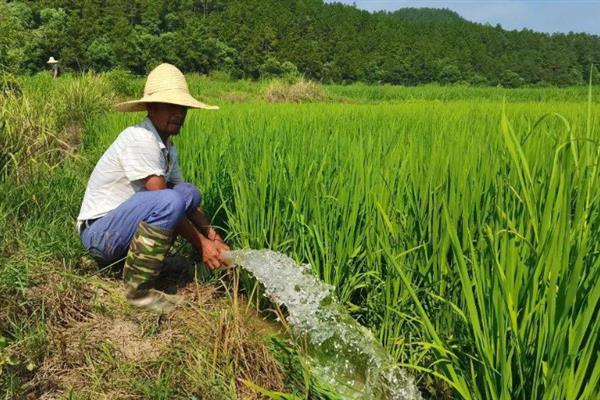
(77, 63), (230, 313)
(47, 56), (60, 78)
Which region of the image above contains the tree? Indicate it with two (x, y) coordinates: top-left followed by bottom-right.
(85, 37), (116, 71)
(381, 60), (418, 85)
(584, 64), (600, 84)
(3, 0), (600, 86)
(437, 64), (462, 84)
(0, 1), (33, 73)
(500, 70), (525, 88)
(35, 8), (69, 70)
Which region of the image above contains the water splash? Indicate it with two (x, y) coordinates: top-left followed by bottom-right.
(224, 249), (422, 400)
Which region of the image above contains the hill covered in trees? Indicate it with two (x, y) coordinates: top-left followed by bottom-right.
(1, 0), (600, 86)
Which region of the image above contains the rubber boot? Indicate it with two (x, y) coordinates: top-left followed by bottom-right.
(123, 221), (183, 314)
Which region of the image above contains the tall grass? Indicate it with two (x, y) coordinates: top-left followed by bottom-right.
(0, 72), (113, 182)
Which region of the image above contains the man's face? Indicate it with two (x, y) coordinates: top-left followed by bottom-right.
(147, 103), (188, 136)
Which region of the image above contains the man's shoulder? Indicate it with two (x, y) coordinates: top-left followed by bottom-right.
(118, 120), (159, 143)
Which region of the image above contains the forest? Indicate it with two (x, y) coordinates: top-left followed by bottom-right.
(2, 0), (600, 86)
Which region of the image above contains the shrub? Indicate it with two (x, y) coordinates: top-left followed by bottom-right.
(437, 64), (462, 84)
(104, 68), (141, 97)
(500, 70), (525, 88)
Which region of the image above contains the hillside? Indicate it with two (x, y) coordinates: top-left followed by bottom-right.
(384, 7), (465, 23)
(2, 0), (600, 86)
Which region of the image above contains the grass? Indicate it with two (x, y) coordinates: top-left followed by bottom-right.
(1, 73), (599, 399)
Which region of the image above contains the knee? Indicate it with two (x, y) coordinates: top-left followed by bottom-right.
(188, 185), (202, 211)
(159, 189), (186, 215)
(151, 190), (186, 226)
(175, 182), (202, 212)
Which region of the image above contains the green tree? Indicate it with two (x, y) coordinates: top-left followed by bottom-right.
(3, 0), (600, 85)
(584, 64), (600, 84)
(500, 70), (525, 88)
(85, 37), (116, 71)
(0, 1), (33, 73)
(34, 8), (69, 70)
(437, 64), (462, 84)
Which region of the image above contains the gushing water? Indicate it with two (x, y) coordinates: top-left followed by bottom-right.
(224, 249), (422, 400)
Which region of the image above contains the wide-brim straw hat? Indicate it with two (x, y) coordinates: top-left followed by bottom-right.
(47, 57), (58, 64)
(115, 63), (218, 112)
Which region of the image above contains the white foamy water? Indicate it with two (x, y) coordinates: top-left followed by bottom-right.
(224, 249), (422, 400)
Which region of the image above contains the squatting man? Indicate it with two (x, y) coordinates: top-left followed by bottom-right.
(77, 63), (230, 313)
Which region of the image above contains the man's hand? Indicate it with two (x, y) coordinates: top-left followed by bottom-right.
(206, 226), (218, 241)
(207, 227), (230, 251)
(165, 187), (231, 270)
(200, 235), (225, 270)
(213, 239), (230, 254)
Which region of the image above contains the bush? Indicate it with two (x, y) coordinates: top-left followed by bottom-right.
(260, 57), (283, 79)
(260, 58), (301, 83)
(104, 68), (141, 97)
(468, 73), (488, 86)
(437, 64), (462, 84)
(500, 70), (525, 88)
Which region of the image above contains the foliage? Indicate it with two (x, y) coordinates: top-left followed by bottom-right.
(0, 2), (31, 73)
(1, 1), (599, 86)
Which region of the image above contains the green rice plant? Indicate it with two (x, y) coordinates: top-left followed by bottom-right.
(326, 82), (600, 103)
(78, 81), (600, 399)
(175, 99), (599, 398)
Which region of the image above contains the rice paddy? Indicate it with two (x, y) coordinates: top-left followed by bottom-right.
(2, 74), (599, 398)
(89, 92), (600, 399)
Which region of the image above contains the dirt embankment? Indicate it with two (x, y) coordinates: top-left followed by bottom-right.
(13, 257), (285, 399)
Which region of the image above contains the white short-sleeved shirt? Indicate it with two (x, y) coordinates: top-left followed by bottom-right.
(77, 117), (184, 229)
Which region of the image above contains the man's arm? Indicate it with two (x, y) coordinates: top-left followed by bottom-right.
(176, 216), (224, 270)
(188, 207), (230, 254)
(145, 175), (168, 190)
(188, 207), (221, 241)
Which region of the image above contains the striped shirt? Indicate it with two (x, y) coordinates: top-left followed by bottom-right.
(77, 117), (184, 229)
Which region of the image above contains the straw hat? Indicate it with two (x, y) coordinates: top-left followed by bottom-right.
(114, 63), (218, 112)
(47, 56), (58, 64)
